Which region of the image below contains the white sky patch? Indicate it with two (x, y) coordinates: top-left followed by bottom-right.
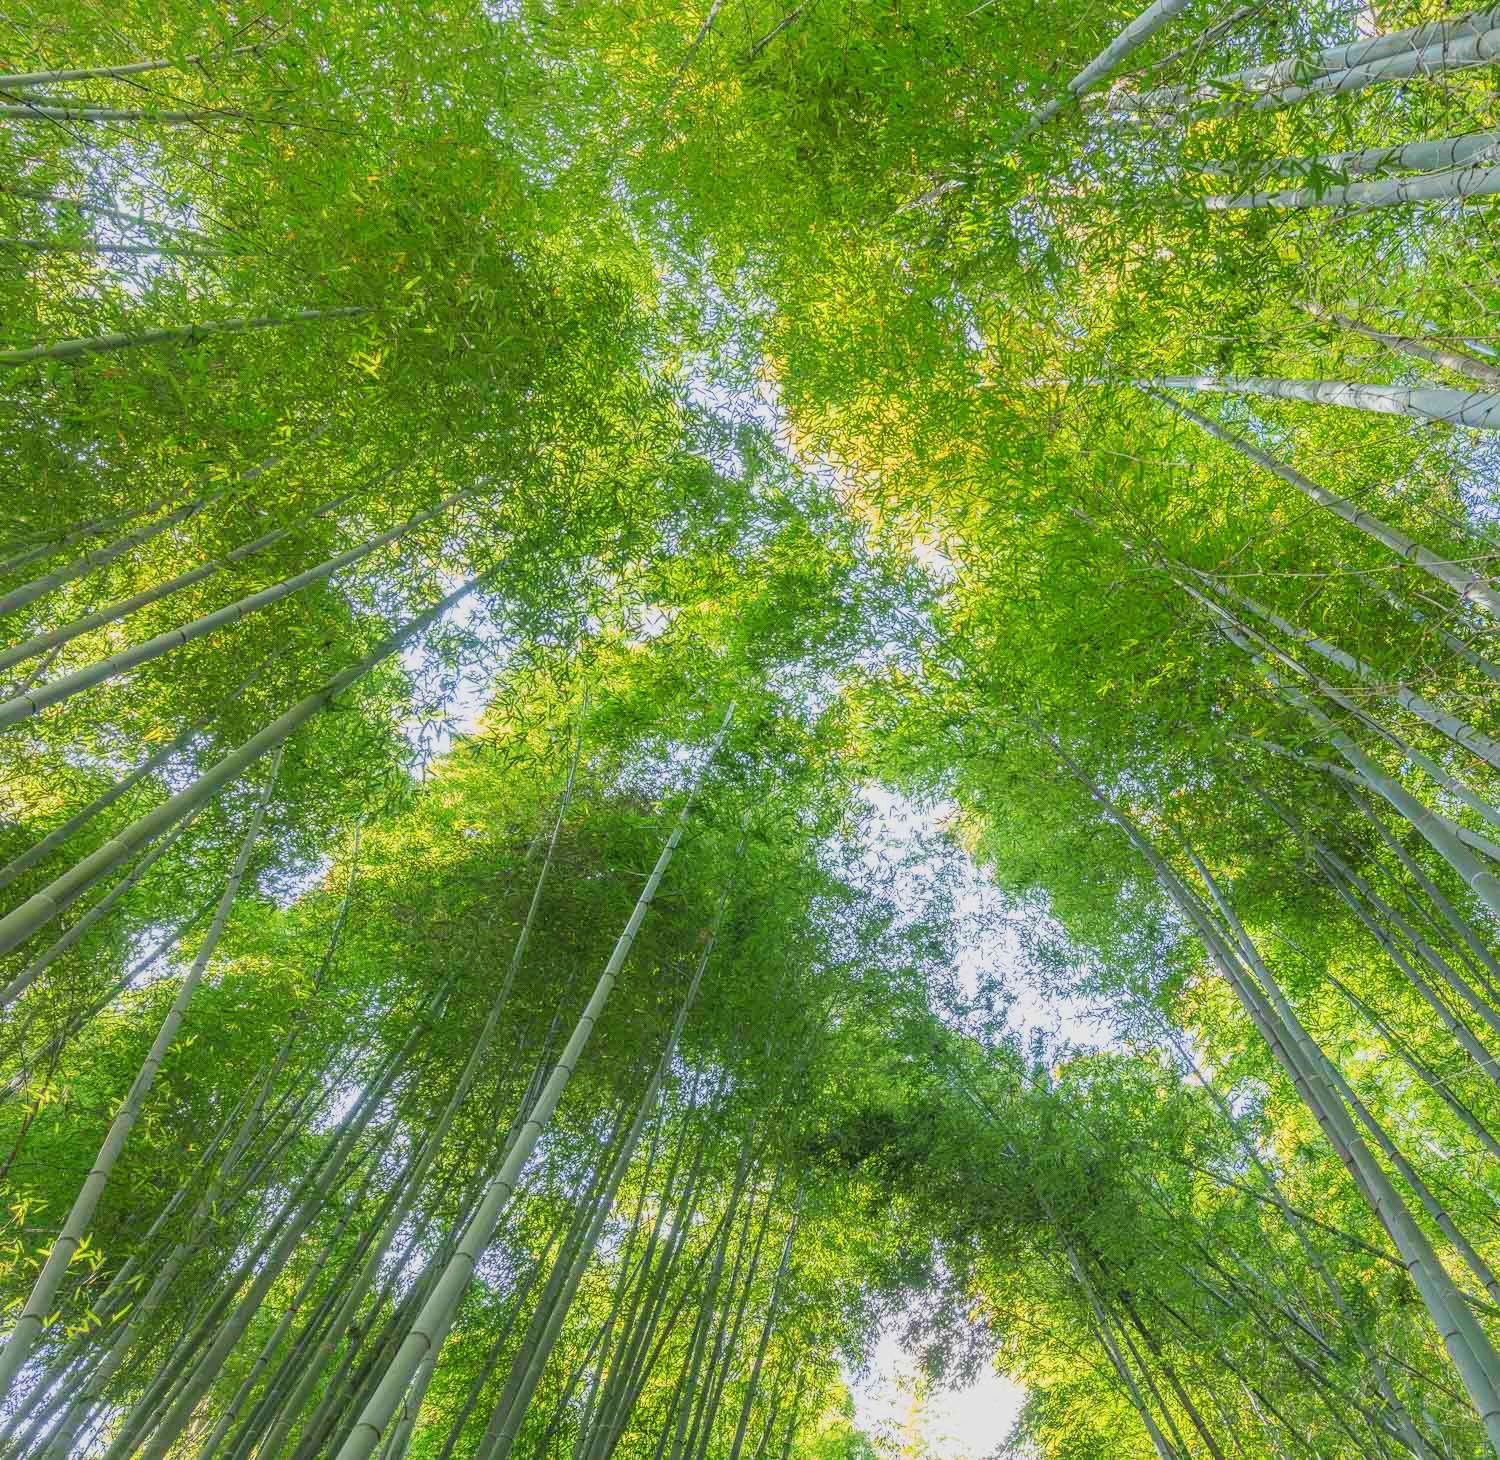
(273, 851), (333, 909)
(44, 140), (218, 304)
(625, 601), (675, 643)
(852, 1329), (1025, 1460)
(856, 784), (1097, 1044)
(849, 786), (1101, 1456)
(912, 536), (957, 585)
(318, 1078), (364, 1131)
(397, 579), (507, 764)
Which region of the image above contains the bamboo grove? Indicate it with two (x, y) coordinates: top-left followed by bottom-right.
(3, 1), (1500, 1458)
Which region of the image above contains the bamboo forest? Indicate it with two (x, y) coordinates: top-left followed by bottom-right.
(8, 2), (1500, 1458)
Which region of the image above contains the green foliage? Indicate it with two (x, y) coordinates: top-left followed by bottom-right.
(4, 3), (1500, 1458)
